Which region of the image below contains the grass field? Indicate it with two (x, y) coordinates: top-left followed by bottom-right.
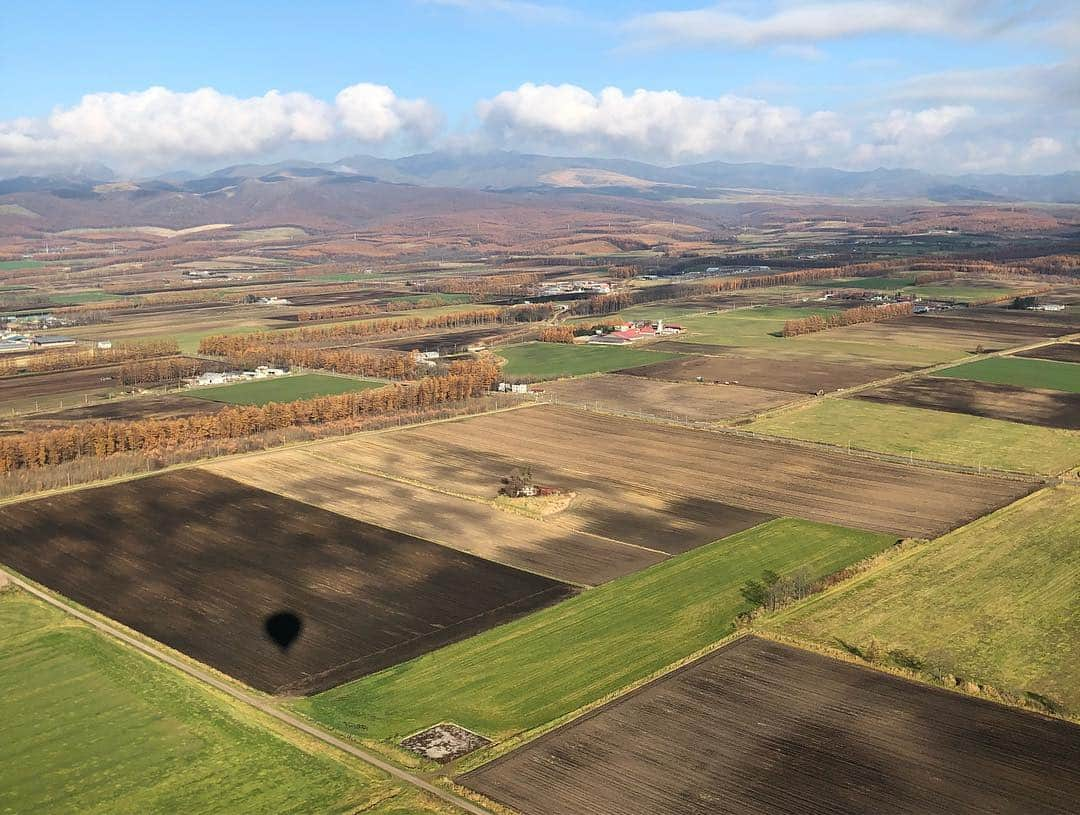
(936, 356), (1080, 394)
(187, 373), (384, 405)
(0, 588), (451, 815)
(902, 284), (1018, 302)
(294, 518), (895, 746)
(0, 259), (46, 270)
(747, 398), (1080, 475)
(496, 342), (679, 378)
(766, 486), (1080, 714)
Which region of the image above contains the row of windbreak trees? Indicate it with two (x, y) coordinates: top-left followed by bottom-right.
(0, 358), (501, 474)
(782, 302), (914, 336)
(293, 294), (477, 323)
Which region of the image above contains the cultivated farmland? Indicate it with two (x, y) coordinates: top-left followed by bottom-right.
(0, 589), (454, 815)
(294, 520), (895, 747)
(187, 372), (385, 405)
(855, 377), (1080, 429)
(34, 393), (226, 423)
(534, 373), (800, 422)
(317, 405), (1034, 539)
(768, 486), (1080, 714)
(935, 356), (1080, 393)
(203, 452), (666, 586)
(496, 342), (679, 379)
(1013, 342), (1080, 363)
(618, 352), (910, 393)
(461, 636), (1080, 815)
(748, 398), (1080, 474)
(0, 470), (574, 694)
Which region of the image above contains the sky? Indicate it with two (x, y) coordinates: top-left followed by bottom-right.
(1, 0), (1078, 177)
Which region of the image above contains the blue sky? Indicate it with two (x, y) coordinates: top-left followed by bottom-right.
(1, 1), (1077, 175)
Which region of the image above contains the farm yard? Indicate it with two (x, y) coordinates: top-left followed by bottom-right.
(533, 373), (799, 422)
(934, 356), (1080, 393)
(0, 470), (575, 694)
(461, 636), (1080, 815)
(768, 486), (1080, 714)
(747, 398), (1080, 475)
(495, 343), (679, 379)
(187, 372), (385, 405)
(0, 589), (454, 815)
(309, 405), (1035, 540)
(294, 519), (896, 748)
(855, 377), (1080, 430)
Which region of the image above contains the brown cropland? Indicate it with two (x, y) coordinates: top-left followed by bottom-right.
(32, 394), (226, 423)
(618, 353), (912, 393)
(203, 452), (666, 586)
(855, 377), (1080, 430)
(311, 405), (1034, 539)
(0, 469), (575, 694)
(1012, 342), (1080, 363)
(0, 357), (222, 414)
(462, 636), (1080, 815)
(840, 310), (1077, 352)
(359, 324), (531, 353)
(534, 373), (800, 422)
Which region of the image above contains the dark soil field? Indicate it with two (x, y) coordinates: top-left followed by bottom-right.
(855, 377), (1080, 429)
(463, 636), (1080, 815)
(0, 357), (225, 413)
(1013, 342), (1080, 363)
(33, 393), (226, 423)
(647, 340), (737, 355)
(847, 312), (1074, 352)
(0, 469), (575, 694)
(321, 405), (1034, 539)
(535, 374), (800, 422)
(617, 353), (910, 393)
(360, 323), (529, 353)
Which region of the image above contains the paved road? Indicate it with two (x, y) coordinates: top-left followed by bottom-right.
(1, 567), (491, 815)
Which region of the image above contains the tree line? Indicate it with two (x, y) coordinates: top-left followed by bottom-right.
(219, 346), (418, 379)
(0, 358), (500, 474)
(538, 326), (576, 343)
(782, 302), (914, 336)
(293, 294), (476, 323)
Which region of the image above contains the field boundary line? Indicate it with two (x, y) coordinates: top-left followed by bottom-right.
(0, 566), (491, 815)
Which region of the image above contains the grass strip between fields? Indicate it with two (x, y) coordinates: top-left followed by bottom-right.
(293, 518), (895, 751)
(763, 485), (1080, 716)
(746, 397), (1080, 475)
(0, 588), (454, 815)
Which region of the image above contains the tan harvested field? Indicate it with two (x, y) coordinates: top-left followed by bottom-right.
(462, 636), (1080, 815)
(202, 451), (665, 586)
(314, 405), (1034, 539)
(1013, 342), (1080, 363)
(855, 378), (1080, 430)
(617, 353), (911, 394)
(535, 374), (800, 422)
(838, 311), (1077, 353)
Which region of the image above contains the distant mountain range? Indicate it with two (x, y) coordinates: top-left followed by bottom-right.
(0, 151), (1076, 232)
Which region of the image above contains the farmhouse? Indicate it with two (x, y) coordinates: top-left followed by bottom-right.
(30, 335), (78, 348)
(587, 320), (683, 345)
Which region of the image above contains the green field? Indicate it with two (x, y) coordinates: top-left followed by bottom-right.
(294, 519), (895, 749)
(766, 487), (1080, 714)
(936, 356), (1080, 394)
(188, 373), (384, 405)
(747, 398), (1080, 475)
(50, 290), (122, 306)
(0, 588), (451, 815)
(496, 342), (680, 379)
(388, 292), (473, 305)
(0, 259), (46, 270)
(902, 284), (1017, 302)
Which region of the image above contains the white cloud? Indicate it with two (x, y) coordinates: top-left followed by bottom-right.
(476, 82), (850, 162)
(0, 84), (441, 174)
(1021, 136), (1063, 164)
(622, 1), (1036, 50)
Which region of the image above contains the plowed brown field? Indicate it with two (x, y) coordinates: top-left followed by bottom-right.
(463, 636), (1080, 815)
